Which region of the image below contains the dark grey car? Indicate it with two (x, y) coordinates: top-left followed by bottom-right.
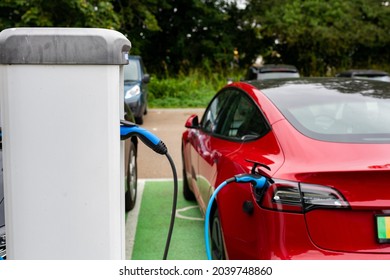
(124, 55), (150, 124)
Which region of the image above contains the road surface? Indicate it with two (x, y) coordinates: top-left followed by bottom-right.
(136, 108), (205, 179)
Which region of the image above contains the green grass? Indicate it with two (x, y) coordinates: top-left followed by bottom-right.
(148, 69), (245, 108)
(131, 180), (207, 260)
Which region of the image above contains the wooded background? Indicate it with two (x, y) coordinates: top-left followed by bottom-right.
(1, 0), (389, 77)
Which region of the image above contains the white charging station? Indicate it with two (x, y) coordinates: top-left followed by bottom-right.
(0, 28), (131, 259)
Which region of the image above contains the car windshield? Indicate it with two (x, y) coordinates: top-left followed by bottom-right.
(124, 59), (140, 81)
(258, 79), (390, 143)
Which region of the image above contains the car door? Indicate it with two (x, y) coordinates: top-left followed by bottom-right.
(189, 89), (237, 212)
(198, 87), (280, 258)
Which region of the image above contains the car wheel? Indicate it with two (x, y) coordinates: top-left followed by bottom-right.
(125, 140), (137, 212)
(210, 208), (226, 260)
(182, 151), (195, 201)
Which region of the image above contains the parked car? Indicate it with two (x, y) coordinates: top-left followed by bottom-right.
(123, 104), (139, 212)
(245, 64), (300, 81)
(182, 78), (390, 260)
(124, 55), (150, 124)
(0, 104), (138, 259)
(336, 69), (390, 82)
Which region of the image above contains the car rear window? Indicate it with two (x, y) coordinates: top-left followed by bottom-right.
(261, 80), (390, 143)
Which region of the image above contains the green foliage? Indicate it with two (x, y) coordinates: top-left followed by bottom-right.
(1, 0), (390, 82)
(148, 68), (243, 108)
(247, 0), (390, 75)
(0, 0), (120, 29)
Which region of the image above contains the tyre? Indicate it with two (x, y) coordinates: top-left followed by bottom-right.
(210, 208), (226, 260)
(125, 140), (137, 212)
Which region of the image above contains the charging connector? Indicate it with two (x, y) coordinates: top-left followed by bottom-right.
(120, 120), (167, 155)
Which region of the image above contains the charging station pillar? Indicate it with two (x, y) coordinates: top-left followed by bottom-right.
(0, 28), (131, 259)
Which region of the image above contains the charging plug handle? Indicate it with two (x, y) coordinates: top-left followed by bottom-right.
(120, 120), (167, 155)
(235, 174), (267, 189)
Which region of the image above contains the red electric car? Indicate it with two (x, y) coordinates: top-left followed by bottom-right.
(181, 78), (390, 259)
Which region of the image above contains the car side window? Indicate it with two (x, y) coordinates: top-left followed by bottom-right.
(202, 89), (269, 140)
(201, 89), (236, 134)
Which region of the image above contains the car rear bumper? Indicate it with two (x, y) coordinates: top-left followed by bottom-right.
(224, 208), (390, 260)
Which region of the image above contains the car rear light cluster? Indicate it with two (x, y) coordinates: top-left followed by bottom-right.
(255, 179), (350, 213)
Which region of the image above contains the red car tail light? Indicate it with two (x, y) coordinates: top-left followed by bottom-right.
(257, 179), (350, 213)
(301, 183), (350, 211)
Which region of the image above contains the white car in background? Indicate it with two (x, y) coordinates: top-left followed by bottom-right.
(336, 69), (390, 82)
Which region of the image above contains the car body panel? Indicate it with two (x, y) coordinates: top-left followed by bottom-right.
(272, 120), (390, 253)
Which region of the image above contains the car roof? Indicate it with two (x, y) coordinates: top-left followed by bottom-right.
(243, 77), (390, 144)
(246, 77), (390, 93)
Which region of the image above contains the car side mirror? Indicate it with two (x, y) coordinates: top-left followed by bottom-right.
(142, 74), (150, 83)
(185, 114), (199, 129)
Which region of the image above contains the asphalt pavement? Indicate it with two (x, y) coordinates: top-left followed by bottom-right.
(137, 108), (205, 179)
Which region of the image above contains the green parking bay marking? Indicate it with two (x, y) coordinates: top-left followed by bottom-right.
(131, 180), (207, 260)
(377, 216), (390, 242)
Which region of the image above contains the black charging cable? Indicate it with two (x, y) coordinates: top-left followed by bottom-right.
(120, 120), (177, 260)
(162, 152), (178, 260)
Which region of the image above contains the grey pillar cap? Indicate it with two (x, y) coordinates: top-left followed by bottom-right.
(0, 28), (131, 65)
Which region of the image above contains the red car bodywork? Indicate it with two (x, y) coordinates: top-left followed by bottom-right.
(182, 79), (390, 259)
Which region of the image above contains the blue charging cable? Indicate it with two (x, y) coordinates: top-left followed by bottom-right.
(204, 174), (268, 260)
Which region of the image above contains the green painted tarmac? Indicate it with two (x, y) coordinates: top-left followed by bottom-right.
(131, 180), (207, 260)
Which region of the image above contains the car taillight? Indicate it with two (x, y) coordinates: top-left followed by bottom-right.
(257, 179), (350, 213)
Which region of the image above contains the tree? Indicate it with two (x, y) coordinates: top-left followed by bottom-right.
(245, 0), (390, 75)
(2, 0), (389, 76)
(0, 0), (120, 30)
(112, 0), (162, 56)
(132, 0), (244, 76)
